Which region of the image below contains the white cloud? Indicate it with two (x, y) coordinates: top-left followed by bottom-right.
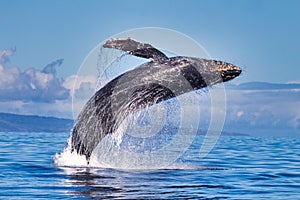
(0, 49), (15, 63)
(0, 99), (73, 119)
(237, 111), (244, 117)
(0, 48), (102, 118)
(63, 74), (97, 95)
(287, 80), (300, 84)
(62, 74), (99, 118)
(223, 83), (300, 135)
(0, 50), (68, 102)
(65, 75), (97, 90)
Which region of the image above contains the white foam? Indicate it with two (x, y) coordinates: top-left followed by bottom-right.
(54, 138), (88, 167)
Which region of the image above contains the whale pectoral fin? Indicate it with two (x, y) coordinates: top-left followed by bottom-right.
(103, 38), (169, 62)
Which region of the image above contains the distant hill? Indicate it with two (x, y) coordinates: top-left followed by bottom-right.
(229, 81), (300, 90)
(0, 112), (248, 135)
(0, 112), (74, 132)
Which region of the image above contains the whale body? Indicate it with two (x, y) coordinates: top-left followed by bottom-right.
(71, 38), (242, 161)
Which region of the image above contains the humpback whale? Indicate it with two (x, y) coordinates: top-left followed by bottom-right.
(71, 38), (242, 162)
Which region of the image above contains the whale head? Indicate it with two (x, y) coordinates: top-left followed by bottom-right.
(208, 60), (242, 83)
(169, 57), (241, 89)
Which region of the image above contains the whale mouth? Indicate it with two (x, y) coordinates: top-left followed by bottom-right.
(218, 66), (242, 82)
(221, 68), (242, 82)
(208, 62), (242, 83)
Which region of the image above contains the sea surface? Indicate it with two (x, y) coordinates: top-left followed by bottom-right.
(1, 131), (300, 199)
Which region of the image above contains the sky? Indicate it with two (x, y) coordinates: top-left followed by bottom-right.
(1, 0), (300, 82)
(0, 0), (300, 135)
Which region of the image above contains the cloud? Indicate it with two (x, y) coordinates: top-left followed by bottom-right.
(287, 80), (300, 84)
(63, 74), (97, 97)
(222, 82), (300, 136)
(63, 74), (98, 118)
(0, 100), (73, 119)
(180, 82), (300, 136)
(42, 58), (64, 74)
(0, 48), (16, 63)
(0, 48), (101, 118)
(0, 50), (69, 102)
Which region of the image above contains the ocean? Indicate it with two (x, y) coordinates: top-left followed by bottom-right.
(1, 131), (300, 199)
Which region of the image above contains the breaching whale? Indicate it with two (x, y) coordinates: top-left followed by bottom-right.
(71, 38), (242, 162)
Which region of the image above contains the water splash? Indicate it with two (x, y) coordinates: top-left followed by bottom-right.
(86, 94), (199, 170)
(54, 136), (88, 167)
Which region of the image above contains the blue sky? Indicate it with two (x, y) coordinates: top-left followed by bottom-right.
(1, 0), (300, 135)
(1, 0), (300, 83)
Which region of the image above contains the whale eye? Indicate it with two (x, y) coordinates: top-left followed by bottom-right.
(178, 59), (188, 66)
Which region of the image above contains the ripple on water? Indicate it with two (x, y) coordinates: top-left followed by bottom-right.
(1, 132), (300, 199)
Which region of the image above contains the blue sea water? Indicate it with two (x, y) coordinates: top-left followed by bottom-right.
(1, 131), (300, 199)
